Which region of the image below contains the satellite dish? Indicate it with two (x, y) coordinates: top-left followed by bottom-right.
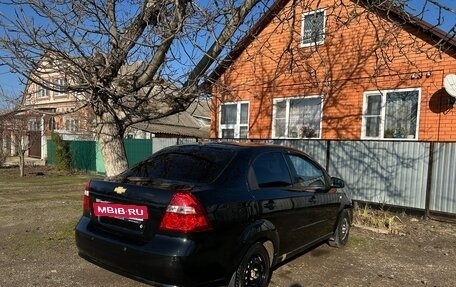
(444, 74), (456, 98)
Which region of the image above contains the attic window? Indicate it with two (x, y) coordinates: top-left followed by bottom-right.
(37, 85), (50, 98)
(301, 9), (326, 47)
(54, 78), (67, 96)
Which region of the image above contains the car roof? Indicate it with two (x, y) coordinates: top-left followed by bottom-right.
(176, 141), (303, 154)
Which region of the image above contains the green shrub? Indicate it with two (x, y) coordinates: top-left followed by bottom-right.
(51, 132), (73, 172)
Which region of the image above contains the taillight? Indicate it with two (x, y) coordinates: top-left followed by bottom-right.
(159, 191), (212, 233)
(83, 180), (92, 215)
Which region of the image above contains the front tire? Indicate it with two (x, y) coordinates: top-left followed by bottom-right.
(229, 243), (271, 287)
(328, 209), (351, 248)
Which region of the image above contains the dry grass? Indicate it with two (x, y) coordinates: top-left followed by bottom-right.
(353, 203), (404, 234)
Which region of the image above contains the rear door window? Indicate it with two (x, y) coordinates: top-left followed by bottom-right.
(252, 152), (292, 188)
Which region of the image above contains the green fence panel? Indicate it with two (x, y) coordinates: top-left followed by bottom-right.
(47, 140), (56, 165)
(124, 138), (153, 167)
(69, 141), (97, 172)
(47, 139), (152, 173)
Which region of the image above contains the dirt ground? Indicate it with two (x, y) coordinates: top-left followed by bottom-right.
(0, 165), (455, 287)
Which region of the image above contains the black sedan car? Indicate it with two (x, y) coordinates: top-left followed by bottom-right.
(75, 142), (352, 287)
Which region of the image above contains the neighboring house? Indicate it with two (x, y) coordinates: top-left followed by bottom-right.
(208, 0), (456, 141)
(0, 54), (94, 159)
(25, 57), (93, 158)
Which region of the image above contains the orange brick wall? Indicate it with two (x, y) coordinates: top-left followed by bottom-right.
(211, 0), (456, 141)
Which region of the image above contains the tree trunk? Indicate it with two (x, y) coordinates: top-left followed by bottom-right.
(97, 120), (129, 177)
(19, 152), (25, 177)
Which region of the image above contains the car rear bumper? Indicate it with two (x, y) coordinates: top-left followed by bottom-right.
(75, 217), (228, 287)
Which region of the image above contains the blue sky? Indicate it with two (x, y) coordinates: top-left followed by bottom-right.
(0, 0), (455, 108)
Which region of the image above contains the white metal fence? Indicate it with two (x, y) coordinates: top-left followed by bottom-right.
(154, 138), (456, 216)
(252, 139), (455, 216)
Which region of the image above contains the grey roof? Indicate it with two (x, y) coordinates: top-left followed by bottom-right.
(186, 99), (211, 120)
(133, 121), (209, 138)
(132, 99), (211, 138)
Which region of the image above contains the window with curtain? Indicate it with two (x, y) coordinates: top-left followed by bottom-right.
(219, 102), (249, 138)
(301, 9), (326, 47)
(273, 96), (322, 139)
(362, 89), (419, 139)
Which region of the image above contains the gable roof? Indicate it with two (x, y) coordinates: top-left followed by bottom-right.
(206, 0), (456, 84)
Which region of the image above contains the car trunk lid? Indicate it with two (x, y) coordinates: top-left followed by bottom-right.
(85, 178), (192, 241)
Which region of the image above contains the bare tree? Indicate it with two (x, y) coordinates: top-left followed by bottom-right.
(0, 0), (266, 176)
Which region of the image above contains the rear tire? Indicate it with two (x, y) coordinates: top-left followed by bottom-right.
(228, 242), (271, 287)
(328, 209), (351, 248)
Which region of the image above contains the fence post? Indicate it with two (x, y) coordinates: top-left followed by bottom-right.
(325, 140), (331, 172)
(424, 142), (434, 219)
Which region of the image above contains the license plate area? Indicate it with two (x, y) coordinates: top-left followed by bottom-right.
(94, 200), (148, 220)
(93, 200), (149, 233)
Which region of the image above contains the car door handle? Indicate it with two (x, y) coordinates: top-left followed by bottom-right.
(309, 195), (317, 204)
(263, 200), (275, 210)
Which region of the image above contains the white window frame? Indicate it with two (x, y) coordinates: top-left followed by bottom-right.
(218, 101), (249, 139)
(301, 9), (326, 48)
(37, 85), (49, 98)
(361, 88), (421, 140)
(54, 78), (67, 96)
(65, 118), (79, 132)
(272, 95), (323, 139)
(29, 119), (42, 131)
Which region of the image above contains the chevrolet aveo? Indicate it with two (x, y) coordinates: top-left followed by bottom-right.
(75, 142), (352, 287)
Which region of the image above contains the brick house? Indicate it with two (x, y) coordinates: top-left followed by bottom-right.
(0, 54), (94, 159)
(209, 0), (456, 141)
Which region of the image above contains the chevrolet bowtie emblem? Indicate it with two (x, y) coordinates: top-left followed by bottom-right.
(114, 186), (127, 195)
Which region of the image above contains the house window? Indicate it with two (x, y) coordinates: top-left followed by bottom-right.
(48, 117), (56, 131)
(65, 118), (79, 132)
(273, 96), (322, 139)
(301, 9), (326, 47)
(54, 78), (66, 96)
(37, 85), (50, 98)
(219, 102), (249, 138)
(362, 89), (420, 139)
(29, 119), (41, 131)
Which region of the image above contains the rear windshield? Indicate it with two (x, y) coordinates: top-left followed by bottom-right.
(121, 146), (235, 183)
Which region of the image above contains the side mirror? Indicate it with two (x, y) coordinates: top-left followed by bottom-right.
(330, 177), (345, 188)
